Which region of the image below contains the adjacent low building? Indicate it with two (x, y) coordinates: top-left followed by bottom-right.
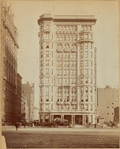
(97, 86), (119, 122)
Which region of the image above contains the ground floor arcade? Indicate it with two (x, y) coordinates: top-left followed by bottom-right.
(39, 112), (95, 125)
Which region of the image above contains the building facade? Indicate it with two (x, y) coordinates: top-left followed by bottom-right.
(38, 14), (97, 125)
(97, 86), (119, 122)
(21, 94), (29, 123)
(34, 107), (39, 121)
(1, 2), (19, 125)
(22, 82), (34, 122)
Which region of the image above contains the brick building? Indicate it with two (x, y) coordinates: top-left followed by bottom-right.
(22, 82), (34, 122)
(38, 14), (97, 125)
(1, 2), (19, 125)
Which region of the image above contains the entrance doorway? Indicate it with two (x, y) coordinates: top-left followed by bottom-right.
(64, 115), (71, 122)
(75, 115), (82, 125)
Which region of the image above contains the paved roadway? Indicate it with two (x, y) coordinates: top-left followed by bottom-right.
(2, 126), (119, 148)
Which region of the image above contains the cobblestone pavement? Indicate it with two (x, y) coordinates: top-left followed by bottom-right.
(2, 126), (119, 148)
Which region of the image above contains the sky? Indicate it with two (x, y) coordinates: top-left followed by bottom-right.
(7, 1), (119, 108)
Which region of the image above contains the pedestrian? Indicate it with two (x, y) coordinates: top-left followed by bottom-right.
(15, 122), (19, 131)
(23, 122), (26, 128)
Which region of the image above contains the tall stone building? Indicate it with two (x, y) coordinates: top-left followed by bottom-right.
(1, 2), (19, 125)
(22, 82), (34, 122)
(38, 14), (97, 125)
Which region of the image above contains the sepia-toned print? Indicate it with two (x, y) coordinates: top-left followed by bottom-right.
(1, 1), (119, 148)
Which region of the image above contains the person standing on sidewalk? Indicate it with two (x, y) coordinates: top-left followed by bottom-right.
(15, 122), (19, 131)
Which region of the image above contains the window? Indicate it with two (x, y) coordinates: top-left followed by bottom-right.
(51, 104), (53, 110)
(67, 78), (69, 84)
(71, 70), (73, 75)
(51, 96), (53, 102)
(41, 52), (43, 58)
(91, 43), (93, 49)
(85, 104), (88, 110)
(85, 60), (88, 67)
(46, 42), (49, 48)
(67, 61), (69, 67)
(81, 78), (83, 84)
(74, 70), (76, 75)
(81, 43), (83, 50)
(46, 25), (49, 29)
(60, 61), (62, 67)
(90, 87), (92, 93)
(46, 68), (49, 74)
(45, 33), (49, 39)
(46, 60), (49, 66)
(71, 78), (73, 84)
(41, 60), (43, 67)
(46, 86), (49, 93)
(60, 70), (62, 76)
(41, 69), (43, 75)
(67, 70), (69, 76)
(90, 78), (92, 84)
(90, 105), (92, 111)
(81, 69), (83, 74)
(71, 53), (74, 59)
(46, 104), (49, 110)
(52, 69), (53, 75)
(64, 61), (66, 67)
(85, 34), (88, 39)
(74, 78), (76, 84)
(90, 61), (92, 66)
(85, 96), (88, 102)
(46, 77), (49, 83)
(90, 69), (92, 75)
(85, 69), (88, 75)
(46, 51), (49, 57)
(90, 96), (92, 102)
(90, 52), (92, 58)
(52, 60), (53, 66)
(81, 34), (84, 40)
(57, 69), (59, 76)
(85, 87), (88, 92)
(81, 52), (83, 58)
(64, 69), (66, 76)
(60, 78), (62, 84)
(74, 53), (76, 58)
(90, 34), (92, 40)
(85, 78), (88, 83)
(81, 96), (84, 102)
(81, 104), (84, 110)
(81, 60), (84, 67)
(85, 51), (88, 58)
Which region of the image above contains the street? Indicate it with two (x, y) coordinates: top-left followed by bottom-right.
(2, 126), (119, 148)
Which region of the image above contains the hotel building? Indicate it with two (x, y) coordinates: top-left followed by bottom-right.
(38, 14), (97, 125)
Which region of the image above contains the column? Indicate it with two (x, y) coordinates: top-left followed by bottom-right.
(61, 115), (64, 122)
(73, 115), (75, 125)
(92, 114), (95, 124)
(82, 115), (85, 125)
(43, 114), (45, 123)
(88, 115), (92, 123)
(71, 115), (73, 125)
(49, 114), (51, 123)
